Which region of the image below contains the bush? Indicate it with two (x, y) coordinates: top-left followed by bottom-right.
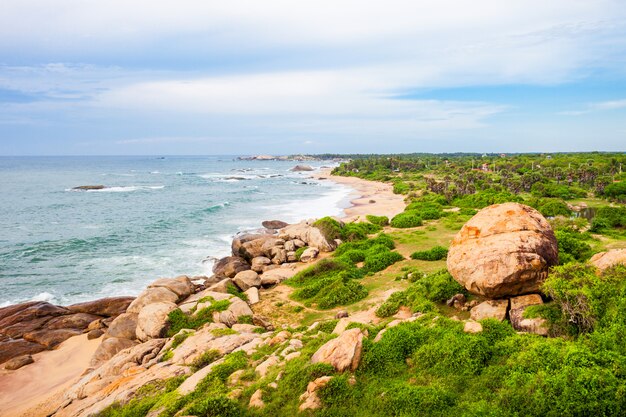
(313, 216), (343, 242)
(530, 198), (572, 217)
(366, 214), (389, 226)
(167, 298), (230, 336)
(555, 229), (593, 264)
(393, 181), (410, 194)
(294, 246), (308, 261)
(590, 206), (626, 232)
(391, 212), (423, 228)
(411, 246), (448, 261)
(363, 251), (404, 273)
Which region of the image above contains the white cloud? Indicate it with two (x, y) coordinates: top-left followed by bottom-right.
(558, 99), (626, 115)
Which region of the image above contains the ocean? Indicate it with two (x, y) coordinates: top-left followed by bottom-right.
(0, 156), (352, 307)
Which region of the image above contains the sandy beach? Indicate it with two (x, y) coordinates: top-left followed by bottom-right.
(316, 168), (406, 221)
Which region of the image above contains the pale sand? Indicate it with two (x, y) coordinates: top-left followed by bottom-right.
(315, 168), (406, 221)
(0, 334), (100, 417)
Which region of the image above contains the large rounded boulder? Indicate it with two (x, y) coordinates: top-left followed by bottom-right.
(447, 202), (558, 298)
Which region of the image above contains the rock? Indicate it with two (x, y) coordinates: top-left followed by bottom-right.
(4, 354), (34, 370)
(446, 294), (466, 309)
(251, 256), (272, 273)
(262, 220), (289, 230)
(311, 328), (363, 372)
(509, 294), (548, 336)
(72, 185), (106, 190)
(90, 337), (138, 367)
(0, 302), (69, 331)
(232, 234), (273, 261)
(291, 165), (314, 171)
(249, 389), (265, 408)
(213, 299), (253, 327)
(126, 287), (179, 314)
(213, 256), (251, 278)
(88, 329), (105, 340)
(208, 278), (234, 293)
(590, 249), (626, 272)
(148, 276), (195, 299)
(0, 339), (46, 364)
(293, 239), (306, 248)
(284, 240), (296, 252)
(463, 320), (483, 333)
(233, 270), (261, 291)
(46, 312), (102, 331)
(270, 248), (288, 264)
(470, 299), (509, 321)
(286, 251), (297, 262)
(447, 203), (558, 298)
(256, 355), (280, 377)
(281, 220), (337, 252)
(244, 287), (260, 305)
(299, 247), (319, 262)
(299, 376), (332, 411)
(267, 330), (291, 346)
(67, 297), (134, 317)
(23, 328), (82, 348)
(253, 315), (274, 331)
(1, 315), (55, 339)
(136, 302), (178, 341)
(231, 324), (259, 333)
(106, 312), (138, 340)
(335, 311), (349, 319)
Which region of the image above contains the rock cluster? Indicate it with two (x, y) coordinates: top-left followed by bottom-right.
(0, 296), (133, 366)
(447, 202), (558, 298)
(208, 218), (338, 292)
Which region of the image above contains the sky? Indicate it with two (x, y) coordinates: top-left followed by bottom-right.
(0, 0), (625, 155)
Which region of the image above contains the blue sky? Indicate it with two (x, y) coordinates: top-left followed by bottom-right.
(1, 1), (625, 155)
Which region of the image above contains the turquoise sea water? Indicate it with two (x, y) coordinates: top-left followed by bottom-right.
(0, 156), (351, 306)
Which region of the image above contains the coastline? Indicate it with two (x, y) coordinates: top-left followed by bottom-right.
(315, 168), (406, 221)
(0, 168), (407, 417)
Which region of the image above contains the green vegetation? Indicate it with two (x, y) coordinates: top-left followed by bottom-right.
(294, 246), (307, 261)
(410, 245), (448, 261)
(390, 212), (423, 228)
(366, 214), (389, 226)
(167, 298), (231, 336)
(313, 216), (381, 243)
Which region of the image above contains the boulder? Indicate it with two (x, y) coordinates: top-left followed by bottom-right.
(251, 256), (272, 273)
(281, 220), (337, 252)
(284, 240), (296, 252)
(249, 389), (265, 408)
(4, 354), (34, 370)
(299, 247), (319, 263)
(214, 299), (253, 327)
(270, 248), (287, 264)
(208, 278), (234, 293)
(23, 328), (82, 348)
(88, 329), (105, 340)
(90, 337), (138, 367)
(147, 276), (195, 299)
(590, 249), (626, 272)
(136, 302), (178, 341)
(470, 299), (509, 321)
(509, 294), (548, 336)
(233, 235), (275, 261)
(299, 376), (331, 411)
(463, 320), (483, 334)
(46, 312), (102, 330)
(291, 165), (314, 172)
(106, 312), (139, 340)
(67, 297), (134, 317)
(0, 302), (69, 330)
(233, 270), (261, 291)
(262, 220), (289, 230)
(311, 328), (363, 372)
(244, 287), (260, 305)
(1, 315), (55, 339)
(447, 203), (558, 298)
(126, 287), (179, 314)
(212, 256), (251, 278)
(0, 339), (46, 364)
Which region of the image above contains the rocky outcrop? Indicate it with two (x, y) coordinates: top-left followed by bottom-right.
(0, 298), (132, 365)
(212, 256), (251, 278)
(291, 164), (314, 171)
(72, 185), (106, 190)
(311, 328), (363, 372)
(590, 249), (626, 272)
(447, 203), (558, 298)
(280, 220), (337, 252)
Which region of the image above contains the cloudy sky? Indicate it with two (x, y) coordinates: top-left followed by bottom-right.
(1, 0), (625, 155)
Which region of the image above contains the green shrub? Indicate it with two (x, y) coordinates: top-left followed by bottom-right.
(317, 320), (339, 333)
(366, 214), (389, 226)
(313, 216), (344, 241)
(555, 229), (593, 264)
(185, 395), (242, 417)
(393, 181), (410, 194)
(391, 212), (423, 228)
(363, 251), (404, 273)
(190, 349), (221, 371)
(411, 246), (448, 261)
(167, 299), (230, 336)
(226, 283), (248, 301)
(590, 206), (626, 232)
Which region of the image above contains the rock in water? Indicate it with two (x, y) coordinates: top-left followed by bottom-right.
(447, 203), (558, 298)
(290, 165), (314, 172)
(262, 220), (289, 230)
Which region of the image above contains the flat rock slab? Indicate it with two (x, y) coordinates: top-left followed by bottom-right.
(470, 299), (509, 322)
